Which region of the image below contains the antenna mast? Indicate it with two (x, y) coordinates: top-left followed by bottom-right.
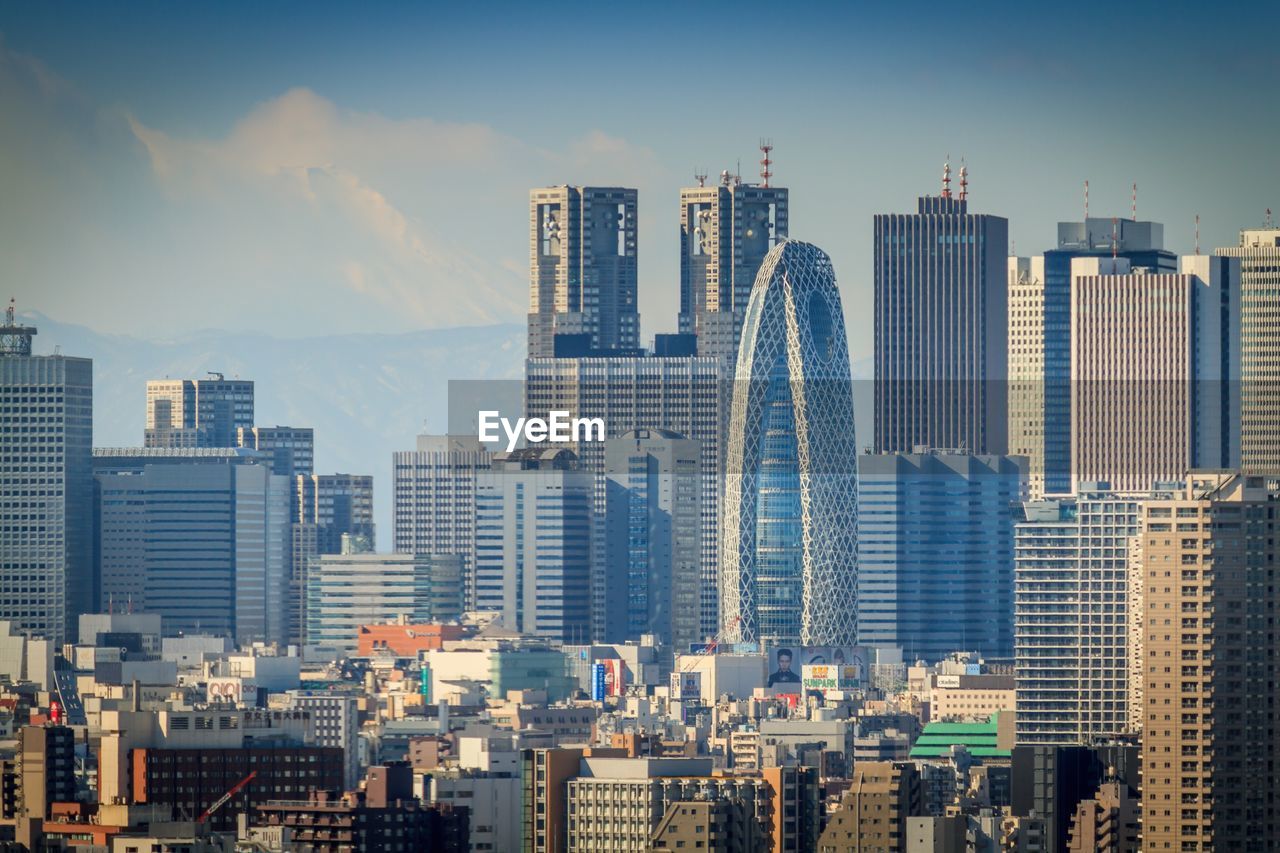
(942, 157), (952, 199)
(1195, 214), (1201, 255)
(1084, 180), (1089, 221)
(758, 139), (773, 188)
(958, 160), (968, 201)
(1131, 182), (1137, 221)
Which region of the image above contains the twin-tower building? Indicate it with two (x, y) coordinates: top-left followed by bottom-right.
(526, 166), (859, 649)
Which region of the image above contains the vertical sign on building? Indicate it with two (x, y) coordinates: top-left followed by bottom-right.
(591, 663), (607, 702)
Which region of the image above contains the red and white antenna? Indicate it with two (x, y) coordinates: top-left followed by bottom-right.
(942, 157), (952, 199)
(1131, 182), (1137, 221)
(759, 139), (773, 188)
(958, 160), (968, 201)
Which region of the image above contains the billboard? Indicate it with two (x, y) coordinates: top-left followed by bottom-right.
(207, 677), (253, 704)
(801, 664), (861, 692)
(420, 664), (432, 702)
(600, 659), (626, 697)
(767, 646), (865, 690)
(670, 670), (702, 701)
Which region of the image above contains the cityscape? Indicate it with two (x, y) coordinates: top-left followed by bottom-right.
(3, 3), (1280, 852)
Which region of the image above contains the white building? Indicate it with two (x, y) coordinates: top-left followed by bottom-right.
(287, 690), (360, 790)
(305, 550), (462, 654)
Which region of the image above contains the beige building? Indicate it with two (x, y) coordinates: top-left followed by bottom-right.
(1216, 227), (1280, 476)
(1070, 256), (1239, 492)
(1008, 256), (1048, 497)
(817, 761), (922, 852)
(930, 675), (1015, 721)
(1138, 472), (1278, 849)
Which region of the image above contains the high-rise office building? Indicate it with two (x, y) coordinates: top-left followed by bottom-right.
(1070, 255), (1239, 492)
(525, 355), (723, 642)
(874, 167), (1009, 455)
(236, 426), (314, 477)
(288, 473), (376, 644)
(1014, 484), (1177, 746)
(858, 449), (1026, 662)
(1216, 226), (1280, 476)
(679, 167), (788, 364)
(474, 449), (593, 643)
(721, 240), (859, 647)
(0, 305), (93, 646)
(304, 544), (462, 654)
(392, 435), (493, 610)
(528, 186), (638, 359)
(94, 449), (290, 644)
(1009, 218), (1176, 497)
(1137, 472), (1278, 849)
(144, 374), (254, 448)
(602, 429), (701, 650)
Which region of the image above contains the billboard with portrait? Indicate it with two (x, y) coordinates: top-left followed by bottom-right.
(767, 645), (866, 690)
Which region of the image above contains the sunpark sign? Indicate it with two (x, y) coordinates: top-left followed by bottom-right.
(478, 411), (605, 452)
(801, 664), (861, 692)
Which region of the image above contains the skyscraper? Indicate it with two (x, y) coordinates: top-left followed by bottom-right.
(94, 448), (290, 644)
(525, 355), (724, 641)
(679, 166), (788, 364)
(1009, 218), (1176, 497)
(236, 425), (315, 477)
(603, 429), (702, 650)
(857, 449), (1026, 662)
(0, 303), (93, 646)
(720, 240), (858, 647)
(474, 449), (593, 643)
(145, 374), (254, 448)
(874, 165), (1009, 455)
(1014, 484), (1177, 746)
(528, 186), (638, 359)
(392, 435), (493, 610)
(1137, 472), (1278, 848)
(291, 473), (376, 644)
(1070, 255), (1239, 492)
(1215, 225), (1280, 476)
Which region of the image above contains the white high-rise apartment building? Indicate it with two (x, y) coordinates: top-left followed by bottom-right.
(1070, 255), (1239, 492)
(0, 305), (93, 646)
(1014, 482), (1176, 745)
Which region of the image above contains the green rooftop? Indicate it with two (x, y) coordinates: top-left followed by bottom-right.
(908, 714), (1010, 761)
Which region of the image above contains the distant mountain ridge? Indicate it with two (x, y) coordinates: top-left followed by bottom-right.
(24, 312), (528, 543)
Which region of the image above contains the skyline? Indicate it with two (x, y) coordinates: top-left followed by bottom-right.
(4, 1), (1280, 364)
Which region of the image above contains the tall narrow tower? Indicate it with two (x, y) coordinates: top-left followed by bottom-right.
(528, 186), (639, 359)
(720, 241), (858, 647)
(873, 171), (1009, 454)
(0, 302), (93, 645)
(679, 159), (788, 365)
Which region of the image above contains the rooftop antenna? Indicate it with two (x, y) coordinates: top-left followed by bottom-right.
(1084, 180), (1089, 221)
(958, 159), (968, 201)
(1131, 182), (1137, 221)
(735, 158), (741, 187)
(695, 170), (707, 188)
(942, 156), (952, 199)
(759, 139), (773, 188)
(1195, 214), (1201, 255)
(1267, 208), (1275, 229)
(5, 298), (13, 327)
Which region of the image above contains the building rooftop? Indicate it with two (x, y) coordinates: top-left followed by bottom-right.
(908, 715), (1009, 760)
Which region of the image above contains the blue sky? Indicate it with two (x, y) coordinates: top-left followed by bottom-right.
(3, 1), (1278, 362)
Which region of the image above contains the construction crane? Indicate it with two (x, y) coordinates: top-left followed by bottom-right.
(196, 771), (257, 824)
(681, 617), (743, 673)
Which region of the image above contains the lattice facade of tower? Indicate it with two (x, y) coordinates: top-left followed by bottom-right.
(721, 240), (858, 647)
